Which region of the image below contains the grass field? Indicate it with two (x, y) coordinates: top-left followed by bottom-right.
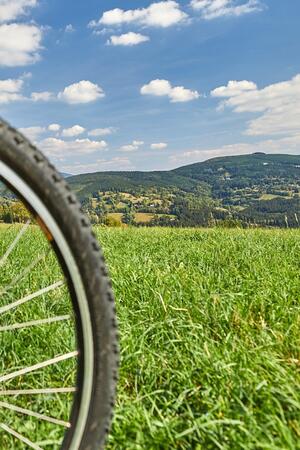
(1, 226), (300, 449)
(99, 228), (300, 450)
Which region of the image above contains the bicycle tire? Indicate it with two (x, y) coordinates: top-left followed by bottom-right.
(0, 119), (119, 450)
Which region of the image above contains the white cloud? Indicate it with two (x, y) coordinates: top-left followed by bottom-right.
(151, 142), (168, 149)
(211, 80), (257, 97)
(58, 80), (105, 104)
(62, 125), (86, 137)
(1, 79), (106, 105)
(0, 78), (23, 93)
(141, 79), (172, 96)
(40, 137), (108, 158)
(91, 1), (187, 29)
(0, 0), (37, 23)
(215, 75), (300, 113)
(120, 140), (144, 152)
(190, 0), (264, 19)
(88, 127), (116, 137)
(170, 86), (200, 102)
(0, 23), (42, 66)
(48, 123), (61, 132)
(246, 103), (300, 137)
(141, 79), (200, 103)
(0, 77), (53, 104)
(212, 74), (300, 137)
(65, 24), (75, 33)
(19, 126), (46, 141)
(108, 32), (149, 46)
(31, 91), (55, 101)
(170, 134), (300, 165)
(0, 77), (24, 103)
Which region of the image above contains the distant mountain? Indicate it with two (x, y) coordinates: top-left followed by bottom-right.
(67, 170), (201, 199)
(65, 153), (300, 228)
(174, 153), (300, 184)
(68, 153), (300, 196)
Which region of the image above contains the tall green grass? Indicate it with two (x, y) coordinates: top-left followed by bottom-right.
(1, 226), (300, 449)
(97, 228), (300, 449)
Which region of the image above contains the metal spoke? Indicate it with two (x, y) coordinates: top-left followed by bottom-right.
(0, 315), (71, 332)
(0, 387), (76, 396)
(0, 174), (82, 447)
(0, 423), (43, 450)
(0, 401), (71, 428)
(0, 351), (78, 384)
(0, 280), (64, 316)
(0, 250), (49, 295)
(0, 220), (31, 268)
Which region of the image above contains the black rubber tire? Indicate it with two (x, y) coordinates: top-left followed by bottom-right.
(0, 119), (119, 450)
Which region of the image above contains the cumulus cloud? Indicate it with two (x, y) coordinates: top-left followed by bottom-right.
(0, 0), (37, 23)
(141, 79), (172, 96)
(211, 74), (300, 136)
(0, 79), (104, 104)
(211, 80), (257, 97)
(19, 126), (46, 141)
(62, 125), (86, 137)
(88, 127), (116, 137)
(170, 86), (200, 102)
(58, 80), (105, 104)
(141, 79), (200, 103)
(246, 103), (300, 137)
(91, 1), (187, 29)
(39, 137), (108, 158)
(48, 123), (61, 132)
(108, 32), (150, 46)
(0, 23), (42, 66)
(190, 0), (264, 19)
(0, 78), (23, 92)
(0, 77), (24, 103)
(65, 24), (75, 33)
(120, 140), (144, 152)
(31, 91), (55, 101)
(0, 77), (56, 104)
(151, 142), (168, 149)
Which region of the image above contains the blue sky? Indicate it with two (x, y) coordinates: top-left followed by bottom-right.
(0, 0), (300, 174)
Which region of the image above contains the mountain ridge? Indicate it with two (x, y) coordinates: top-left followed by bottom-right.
(68, 152), (300, 194)
(68, 152), (300, 179)
(65, 152), (300, 228)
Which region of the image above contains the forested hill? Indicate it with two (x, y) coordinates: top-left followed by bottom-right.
(68, 153), (300, 196)
(64, 152), (300, 228)
(67, 169), (201, 198)
(174, 153), (300, 184)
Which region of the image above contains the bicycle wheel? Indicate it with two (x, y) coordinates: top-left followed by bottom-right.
(0, 119), (119, 449)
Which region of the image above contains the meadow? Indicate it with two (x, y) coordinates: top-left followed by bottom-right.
(100, 228), (300, 450)
(1, 226), (300, 449)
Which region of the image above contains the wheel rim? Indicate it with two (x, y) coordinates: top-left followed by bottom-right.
(0, 160), (94, 449)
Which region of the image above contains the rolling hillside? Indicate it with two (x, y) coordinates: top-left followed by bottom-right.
(2, 153), (300, 227)
(68, 153), (300, 197)
(67, 170), (203, 199)
(63, 153), (300, 228)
